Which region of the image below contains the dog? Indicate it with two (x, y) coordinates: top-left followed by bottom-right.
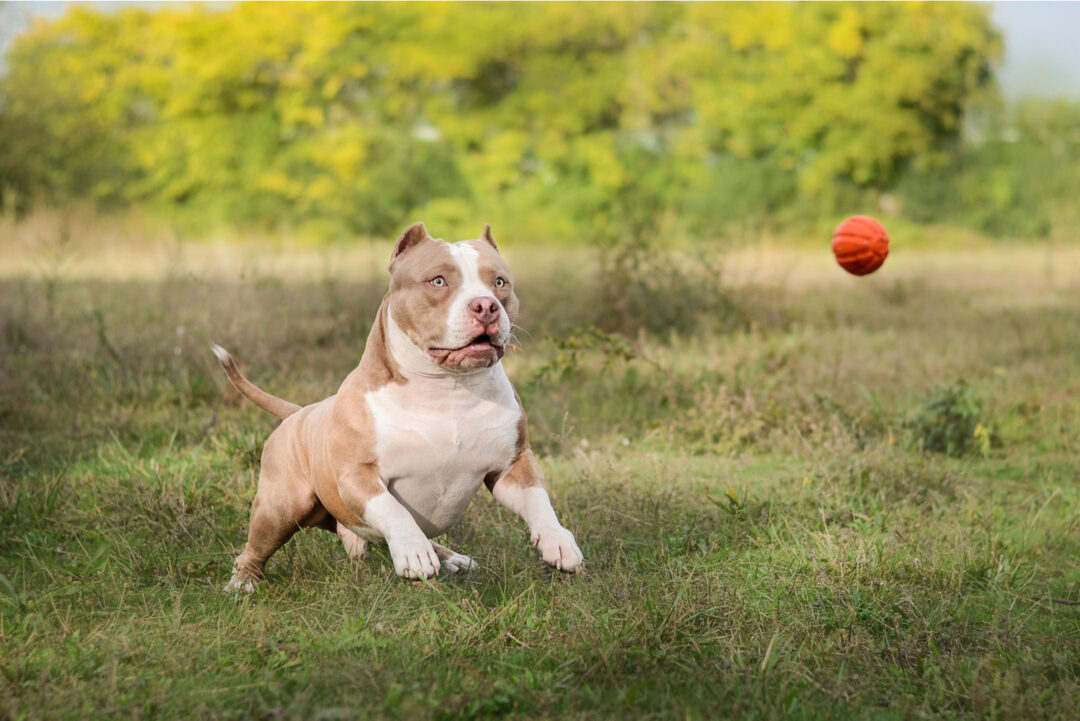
(212, 222), (583, 590)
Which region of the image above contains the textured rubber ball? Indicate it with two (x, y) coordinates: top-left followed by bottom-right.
(832, 216), (890, 276)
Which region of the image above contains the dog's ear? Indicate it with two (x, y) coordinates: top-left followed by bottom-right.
(390, 222), (430, 265)
(480, 223), (498, 250)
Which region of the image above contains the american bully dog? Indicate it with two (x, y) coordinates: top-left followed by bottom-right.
(212, 223), (583, 590)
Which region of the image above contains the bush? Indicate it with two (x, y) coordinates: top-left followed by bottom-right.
(905, 380), (996, 457)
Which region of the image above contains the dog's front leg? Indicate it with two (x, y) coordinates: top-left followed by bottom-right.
(339, 466), (441, 579)
(487, 451), (583, 572)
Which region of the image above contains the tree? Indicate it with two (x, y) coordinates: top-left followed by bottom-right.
(0, 2), (1002, 240)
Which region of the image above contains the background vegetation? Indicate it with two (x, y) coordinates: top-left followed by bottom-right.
(1, 2), (1079, 720)
(7, 1), (1077, 243)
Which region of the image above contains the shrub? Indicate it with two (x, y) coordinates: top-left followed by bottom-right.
(905, 380), (996, 456)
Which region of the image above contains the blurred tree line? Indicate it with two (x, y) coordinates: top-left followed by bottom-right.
(0, 1), (1072, 242)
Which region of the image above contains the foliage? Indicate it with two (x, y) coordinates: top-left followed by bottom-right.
(904, 380), (996, 457)
(896, 99), (1080, 237)
(531, 327), (637, 384)
(0, 2), (1002, 240)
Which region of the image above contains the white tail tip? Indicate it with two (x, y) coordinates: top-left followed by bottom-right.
(210, 344), (231, 363)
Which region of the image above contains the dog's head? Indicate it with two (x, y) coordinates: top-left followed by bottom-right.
(386, 223), (519, 372)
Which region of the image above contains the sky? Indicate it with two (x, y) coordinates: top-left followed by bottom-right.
(1, 1), (1079, 100)
(990, 1), (1080, 98)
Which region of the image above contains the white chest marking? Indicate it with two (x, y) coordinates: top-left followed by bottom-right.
(364, 367), (521, 537)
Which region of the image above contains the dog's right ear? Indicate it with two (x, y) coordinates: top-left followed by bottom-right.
(389, 222), (429, 267)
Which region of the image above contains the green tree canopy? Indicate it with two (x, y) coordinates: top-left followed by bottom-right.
(0, 2), (1001, 241)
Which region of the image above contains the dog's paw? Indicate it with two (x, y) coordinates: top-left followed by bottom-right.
(336, 523), (368, 560)
(439, 551), (478, 575)
(224, 574), (258, 594)
(387, 536), (441, 579)
(531, 526), (584, 572)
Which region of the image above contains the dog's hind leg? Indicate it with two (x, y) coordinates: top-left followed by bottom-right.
(431, 541), (478, 575)
(335, 522), (368, 560)
(225, 494), (303, 592)
(225, 448), (326, 592)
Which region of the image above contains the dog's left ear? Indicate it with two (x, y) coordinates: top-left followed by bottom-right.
(480, 223), (498, 250)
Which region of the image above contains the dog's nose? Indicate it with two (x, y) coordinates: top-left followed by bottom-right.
(468, 296), (500, 323)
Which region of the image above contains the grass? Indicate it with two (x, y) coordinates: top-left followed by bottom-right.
(1, 226), (1079, 720)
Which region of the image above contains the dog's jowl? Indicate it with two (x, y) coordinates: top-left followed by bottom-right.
(212, 223), (583, 591)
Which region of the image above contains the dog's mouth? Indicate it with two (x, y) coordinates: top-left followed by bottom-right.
(429, 334), (505, 364)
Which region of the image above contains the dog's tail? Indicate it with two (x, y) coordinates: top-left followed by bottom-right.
(210, 344), (302, 420)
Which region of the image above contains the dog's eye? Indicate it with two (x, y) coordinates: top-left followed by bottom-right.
(430, 276), (446, 288)
(494, 277), (506, 288)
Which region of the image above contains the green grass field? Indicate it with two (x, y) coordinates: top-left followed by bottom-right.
(1, 232), (1078, 719)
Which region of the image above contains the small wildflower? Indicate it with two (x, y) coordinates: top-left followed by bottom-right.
(802, 477), (810, 486)
(974, 423), (992, 457)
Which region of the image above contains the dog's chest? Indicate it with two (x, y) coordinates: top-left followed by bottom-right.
(364, 372), (520, 536)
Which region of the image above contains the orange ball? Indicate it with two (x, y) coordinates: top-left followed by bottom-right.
(831, 216), (889, 276)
